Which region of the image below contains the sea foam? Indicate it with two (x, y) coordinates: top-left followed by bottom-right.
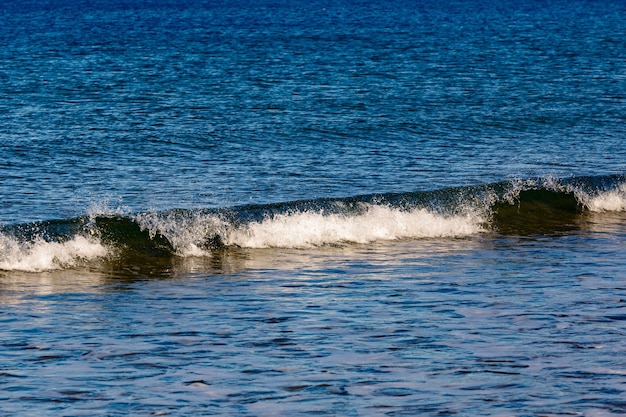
(134, 210), (228, 257)
(585, 182), (626, 212)
(223, 204), (486, 249)
(131, 204), (486, 254)
(0, 234), (108, 272)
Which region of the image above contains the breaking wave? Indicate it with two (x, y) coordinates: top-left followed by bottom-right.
(1, 174), (624, 272)
(0, 234), (108, 273)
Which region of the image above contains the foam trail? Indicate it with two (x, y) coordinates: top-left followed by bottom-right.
(224, 205), (486, 249)
(585, 182), (626, 212)
(0, 234), (108, 272)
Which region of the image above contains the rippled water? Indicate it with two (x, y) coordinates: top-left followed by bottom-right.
(1, 0), (626, 415)
(2, 0), (625, 223)
(3, 231), (626, 416)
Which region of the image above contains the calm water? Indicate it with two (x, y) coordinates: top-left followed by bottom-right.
(1, 0), (626, 415)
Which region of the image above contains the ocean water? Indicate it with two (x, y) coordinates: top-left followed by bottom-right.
(1, 0), (626, 415)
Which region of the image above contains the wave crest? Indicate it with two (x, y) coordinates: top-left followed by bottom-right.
(224, 205), (486, 249)
(0, 234), (108, 272)
(2, 174), (624, 272)
(585, 182), (626, 212)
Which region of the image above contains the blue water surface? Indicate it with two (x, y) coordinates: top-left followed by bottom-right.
(1, 0), (626, 416)
(1, 0), (625, 223)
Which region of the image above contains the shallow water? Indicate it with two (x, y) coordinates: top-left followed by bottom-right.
(1, 0), (626, 415)
(3, 230), (626, 416)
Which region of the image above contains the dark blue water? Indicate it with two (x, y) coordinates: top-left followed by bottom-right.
(1, 0), (626, 415)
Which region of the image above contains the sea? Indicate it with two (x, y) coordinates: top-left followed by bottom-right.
(1, 0), (626, 415)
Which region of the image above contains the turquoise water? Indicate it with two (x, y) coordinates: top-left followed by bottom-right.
(1, 0), (626, 415)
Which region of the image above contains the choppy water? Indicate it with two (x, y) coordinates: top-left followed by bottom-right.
(1, 0), (626, 415)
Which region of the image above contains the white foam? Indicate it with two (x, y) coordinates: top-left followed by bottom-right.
(223, 204), (486, 249)
(585, 182), (626, 212)
(133, 211), (227, 257)
(0, 234), (108, 272)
